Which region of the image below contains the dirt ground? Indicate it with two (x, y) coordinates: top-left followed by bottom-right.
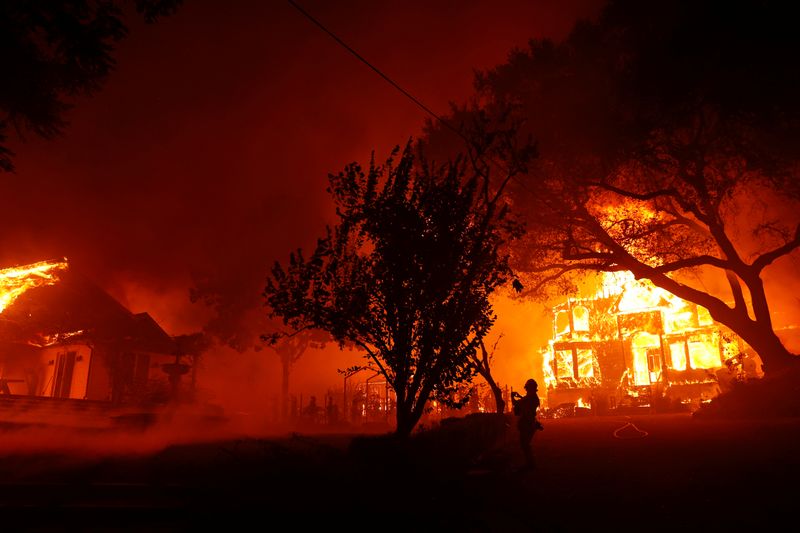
(0, 412), (798, 532)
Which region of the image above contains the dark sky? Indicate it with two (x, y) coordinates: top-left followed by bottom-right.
(2, 0), (604, 402)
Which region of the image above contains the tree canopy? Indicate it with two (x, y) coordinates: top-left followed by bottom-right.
(0, 0), (182, 171)
(426, 0), (800, 376)
(264, 140), (529, 436)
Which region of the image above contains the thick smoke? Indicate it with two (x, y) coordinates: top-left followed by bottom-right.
(0, 0), (604, 428)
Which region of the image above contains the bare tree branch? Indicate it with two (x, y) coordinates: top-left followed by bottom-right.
(752, 224), (800, 272)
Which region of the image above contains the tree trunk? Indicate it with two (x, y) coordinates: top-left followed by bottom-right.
(735, 321), (798, 374)
(714, 274), (796, 374)
(646, 270), (798, 377)
(476, 339), (505, 413)
(394, 395), (427, 438)
(478, 368), (505, 413)
(281, 358), (290, 422)
(490, 381), (506, 414)
(395, 405), (416, 438)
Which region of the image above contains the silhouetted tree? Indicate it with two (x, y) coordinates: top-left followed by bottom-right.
(261, 326), (328, 422)
(429, 0), (800, 376)
(191, 274), (331, 420)
(173, 331), (212, 397)
(265, 138), (531, 437)
(0, 0), (182, 171)
(473, 336), (505, 413)
(190, 273), (264, 354)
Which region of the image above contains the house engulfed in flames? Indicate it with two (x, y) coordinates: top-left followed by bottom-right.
(0, 259), (200, 406)
(541, 273), (764, 413)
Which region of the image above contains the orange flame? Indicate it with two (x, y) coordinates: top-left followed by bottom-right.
(544, 271), (737, 396)
(0, 259), (69, 313)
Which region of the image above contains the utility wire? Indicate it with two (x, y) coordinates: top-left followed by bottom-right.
(287, 0), (470, 147)
(286, 0), (535, 196)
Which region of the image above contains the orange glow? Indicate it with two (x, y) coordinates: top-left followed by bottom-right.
(30, 330), (86, 348)
(0, 259), (69, 313)
(608, 274), (735, 372)
(543, 271), (743, 411)
(541, 347), (556, 387)
(630, 332), (659, 385)
(589, 196), (672, 266)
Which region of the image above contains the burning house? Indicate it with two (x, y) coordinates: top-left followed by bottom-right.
(0, 259), (199, 409)
(541, 273), (764, 414)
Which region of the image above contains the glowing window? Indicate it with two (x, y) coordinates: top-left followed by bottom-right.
(665, 310), (693, 333)
(576, 349), (594, 378)
(555, 350), (574, 379)
(631, 332), (659, 386)
(572, 306), (589, 332)
(647, 347), (662, 383)
(631, 347), (650, 386)
(669, 341), (687, 370)
(688, 334), (721, 369)
(697, 306), (713, 326)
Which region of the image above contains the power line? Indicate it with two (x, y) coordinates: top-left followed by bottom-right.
(286, 0), (470, 147)
(286, 0), (536, 196)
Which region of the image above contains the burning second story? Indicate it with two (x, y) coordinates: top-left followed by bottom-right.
(540, 273), (762, 413)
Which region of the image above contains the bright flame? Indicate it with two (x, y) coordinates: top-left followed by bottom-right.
(541, 346), (556, 389)
(0, 259), (69, 313)
(606, 274), (733, 372)
(29, 329), (86, 348)
(630, 332), (661, 385)
(544, 270), (741, 410)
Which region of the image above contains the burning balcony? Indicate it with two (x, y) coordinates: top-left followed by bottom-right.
(540, 273), (764, 415)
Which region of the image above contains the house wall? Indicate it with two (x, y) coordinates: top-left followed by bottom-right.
(38, 344), (93, 399)
(85, 345), (113, 401)
(63, 346), (175, 403)
(144, 352), (184, 402)
(0, 342), (39, 395)
(3, 341), (186, 404)
(116, 350), (156, 403)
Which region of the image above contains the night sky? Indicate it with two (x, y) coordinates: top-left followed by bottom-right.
(1, 0), (605, 405)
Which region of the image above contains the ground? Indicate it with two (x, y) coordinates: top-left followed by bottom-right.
(0, 411), (798, 531)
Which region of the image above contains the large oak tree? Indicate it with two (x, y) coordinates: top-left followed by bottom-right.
(428, 0), (800, 376)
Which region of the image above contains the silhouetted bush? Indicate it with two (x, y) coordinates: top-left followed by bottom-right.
(694, 365), (800, 419)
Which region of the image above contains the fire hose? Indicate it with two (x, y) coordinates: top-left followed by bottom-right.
(612, 417), (649, 439)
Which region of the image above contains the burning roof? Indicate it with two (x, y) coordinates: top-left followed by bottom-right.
(0, 258), (175, 353)
(0, 259), (205, 406)
(0, 259), (68, 314)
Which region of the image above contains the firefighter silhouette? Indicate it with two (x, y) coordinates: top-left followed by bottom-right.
(511, 378), (543, 469)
